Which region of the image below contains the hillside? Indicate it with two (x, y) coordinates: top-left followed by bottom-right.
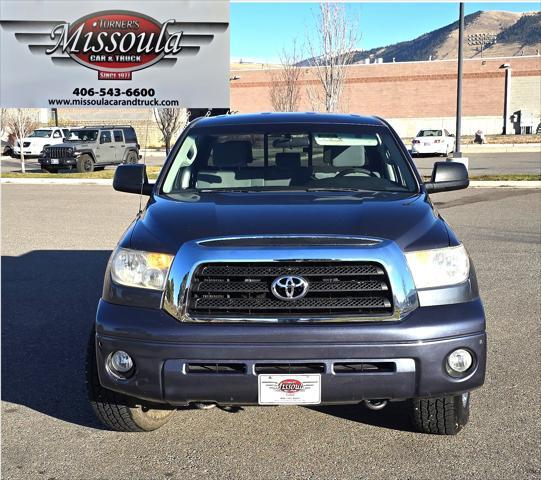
(301, 10), (541, 65)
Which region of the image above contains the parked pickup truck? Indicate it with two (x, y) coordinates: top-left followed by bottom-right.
(87, 113), (486, 434)
(13, 127), (70, 157)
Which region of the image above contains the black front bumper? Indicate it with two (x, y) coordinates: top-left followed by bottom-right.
(39, 157), (76, 167)
(95, 299), (487, 406)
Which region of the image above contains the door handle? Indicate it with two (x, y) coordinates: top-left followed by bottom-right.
(109, 145), (115, 148)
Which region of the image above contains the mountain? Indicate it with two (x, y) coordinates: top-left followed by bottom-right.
(299, 11), (541, 65)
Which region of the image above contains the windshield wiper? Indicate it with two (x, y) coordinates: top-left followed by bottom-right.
(198, 188), (304, 193)
(303, 188), (376, 193)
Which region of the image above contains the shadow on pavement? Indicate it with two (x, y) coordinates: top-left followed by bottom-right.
(2, 250), (112, 429)
(309, 402), (416, 433)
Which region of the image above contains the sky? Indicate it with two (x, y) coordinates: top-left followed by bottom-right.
(230, 2), (539, 62)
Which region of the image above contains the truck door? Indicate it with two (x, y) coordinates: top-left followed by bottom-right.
(97, 130), (115, 164)
(113, 129), (125, 163)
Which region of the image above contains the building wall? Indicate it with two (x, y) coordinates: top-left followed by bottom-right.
(387, 116), (503, 138)
(13, 56), (540, 142)
(509, 75), (541, 116)
(231, 56), (541, 137)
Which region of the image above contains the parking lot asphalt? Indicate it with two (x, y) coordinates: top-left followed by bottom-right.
(2, 150), (541, 176)
(412, 151), (541, 176)
(2, 185), (540, 480)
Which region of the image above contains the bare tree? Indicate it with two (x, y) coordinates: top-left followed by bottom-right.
(3, 108), (38, 173)
(153, 108), (188, 154)
(305, 3), (358, 112)
(269, 40), (304, 112)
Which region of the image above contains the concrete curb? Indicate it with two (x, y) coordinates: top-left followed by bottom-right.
(1, 178), (113, 185)
(2, 178), (540, 188)
(469, 180), (541, 188)
(460, 144), (541, 154)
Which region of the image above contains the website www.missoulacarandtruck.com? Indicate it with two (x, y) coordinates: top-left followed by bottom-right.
(48, 97), (180, 107)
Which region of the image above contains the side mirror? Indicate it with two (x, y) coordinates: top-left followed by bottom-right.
(113, 164), (153, 195)
(425, 161), (469, 193)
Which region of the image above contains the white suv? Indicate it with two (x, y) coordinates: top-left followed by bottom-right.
(13, 127), (70, 157)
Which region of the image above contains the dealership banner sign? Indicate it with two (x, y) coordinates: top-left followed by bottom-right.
(0, 1), (229, 108)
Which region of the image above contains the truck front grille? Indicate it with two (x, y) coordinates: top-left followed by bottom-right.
(46, 147), (72, 158)
(187, 261), (393, 319)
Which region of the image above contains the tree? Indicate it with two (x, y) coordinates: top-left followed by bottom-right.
(3, 109), (38, 173)
(153, 108), (188, 154)
(305, 3), (358, 112)
(269, 40), (304, 112)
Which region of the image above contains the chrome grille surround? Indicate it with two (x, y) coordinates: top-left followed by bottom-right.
(162, 235), (419, 323)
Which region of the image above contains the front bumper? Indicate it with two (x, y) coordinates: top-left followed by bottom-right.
(13, 147), (41, 157)
(39, 157), (76, 167)
(95, 298), (487, 406)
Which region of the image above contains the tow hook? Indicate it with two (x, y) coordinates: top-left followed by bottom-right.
(192, 402), (217, 410)
(364, 399), (388, 411)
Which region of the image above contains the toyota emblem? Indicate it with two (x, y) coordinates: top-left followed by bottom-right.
(271, 275), (309, 301)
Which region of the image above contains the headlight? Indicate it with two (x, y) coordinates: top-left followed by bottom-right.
(110, 248), (174, 290)
(405, 244), (470, 289)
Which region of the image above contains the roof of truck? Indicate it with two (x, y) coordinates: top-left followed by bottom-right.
(193, 112), (386, 128)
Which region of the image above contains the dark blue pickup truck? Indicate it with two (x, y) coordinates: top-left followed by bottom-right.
(87, 113), (486, 434)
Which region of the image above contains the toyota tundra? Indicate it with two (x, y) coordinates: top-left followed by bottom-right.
(87, 113), (486, 434)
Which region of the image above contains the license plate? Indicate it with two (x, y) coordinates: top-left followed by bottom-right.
(50, 158), (59, 164)
(423, 142), (431, 146)
(258, 374), (321, 405)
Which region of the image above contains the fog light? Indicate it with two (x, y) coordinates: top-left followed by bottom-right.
(110, 350), (134, 374)
(447, 349), (473, 375)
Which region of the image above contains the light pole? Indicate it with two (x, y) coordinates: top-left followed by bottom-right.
(499, 63), (511, 135)
(454, 2), (464, 158)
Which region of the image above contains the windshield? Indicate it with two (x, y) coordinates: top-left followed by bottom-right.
(29, 130), (52, 138)
(67, 129), (98, 142)
(162, 125), (418, 194)
(417, 130), (442, 137)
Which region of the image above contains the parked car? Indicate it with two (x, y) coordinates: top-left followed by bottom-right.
(12, 127), (70, 158)
(87, 113), (485, 435)
(1, 138), (14, 157)
(39, 125), (140, 173)
(411, 129), (455, 156)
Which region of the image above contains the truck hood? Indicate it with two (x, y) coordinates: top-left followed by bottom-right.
(45, 141), (88, 149)
(128, 190), (450, 254)
(20, 137), (51, 144)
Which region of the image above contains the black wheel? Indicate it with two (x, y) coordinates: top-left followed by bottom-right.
(125, 151), (139, 164)
(76, 154), (95, 173)
(410, 393), (470, 435)
(86, 330), (175, 432)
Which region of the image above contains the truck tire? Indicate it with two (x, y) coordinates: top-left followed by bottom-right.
(410, 393), (470, 435)
(86, 330), (175, 432)
(77, 154), (94, 173)
(126, 151), (138, 164)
